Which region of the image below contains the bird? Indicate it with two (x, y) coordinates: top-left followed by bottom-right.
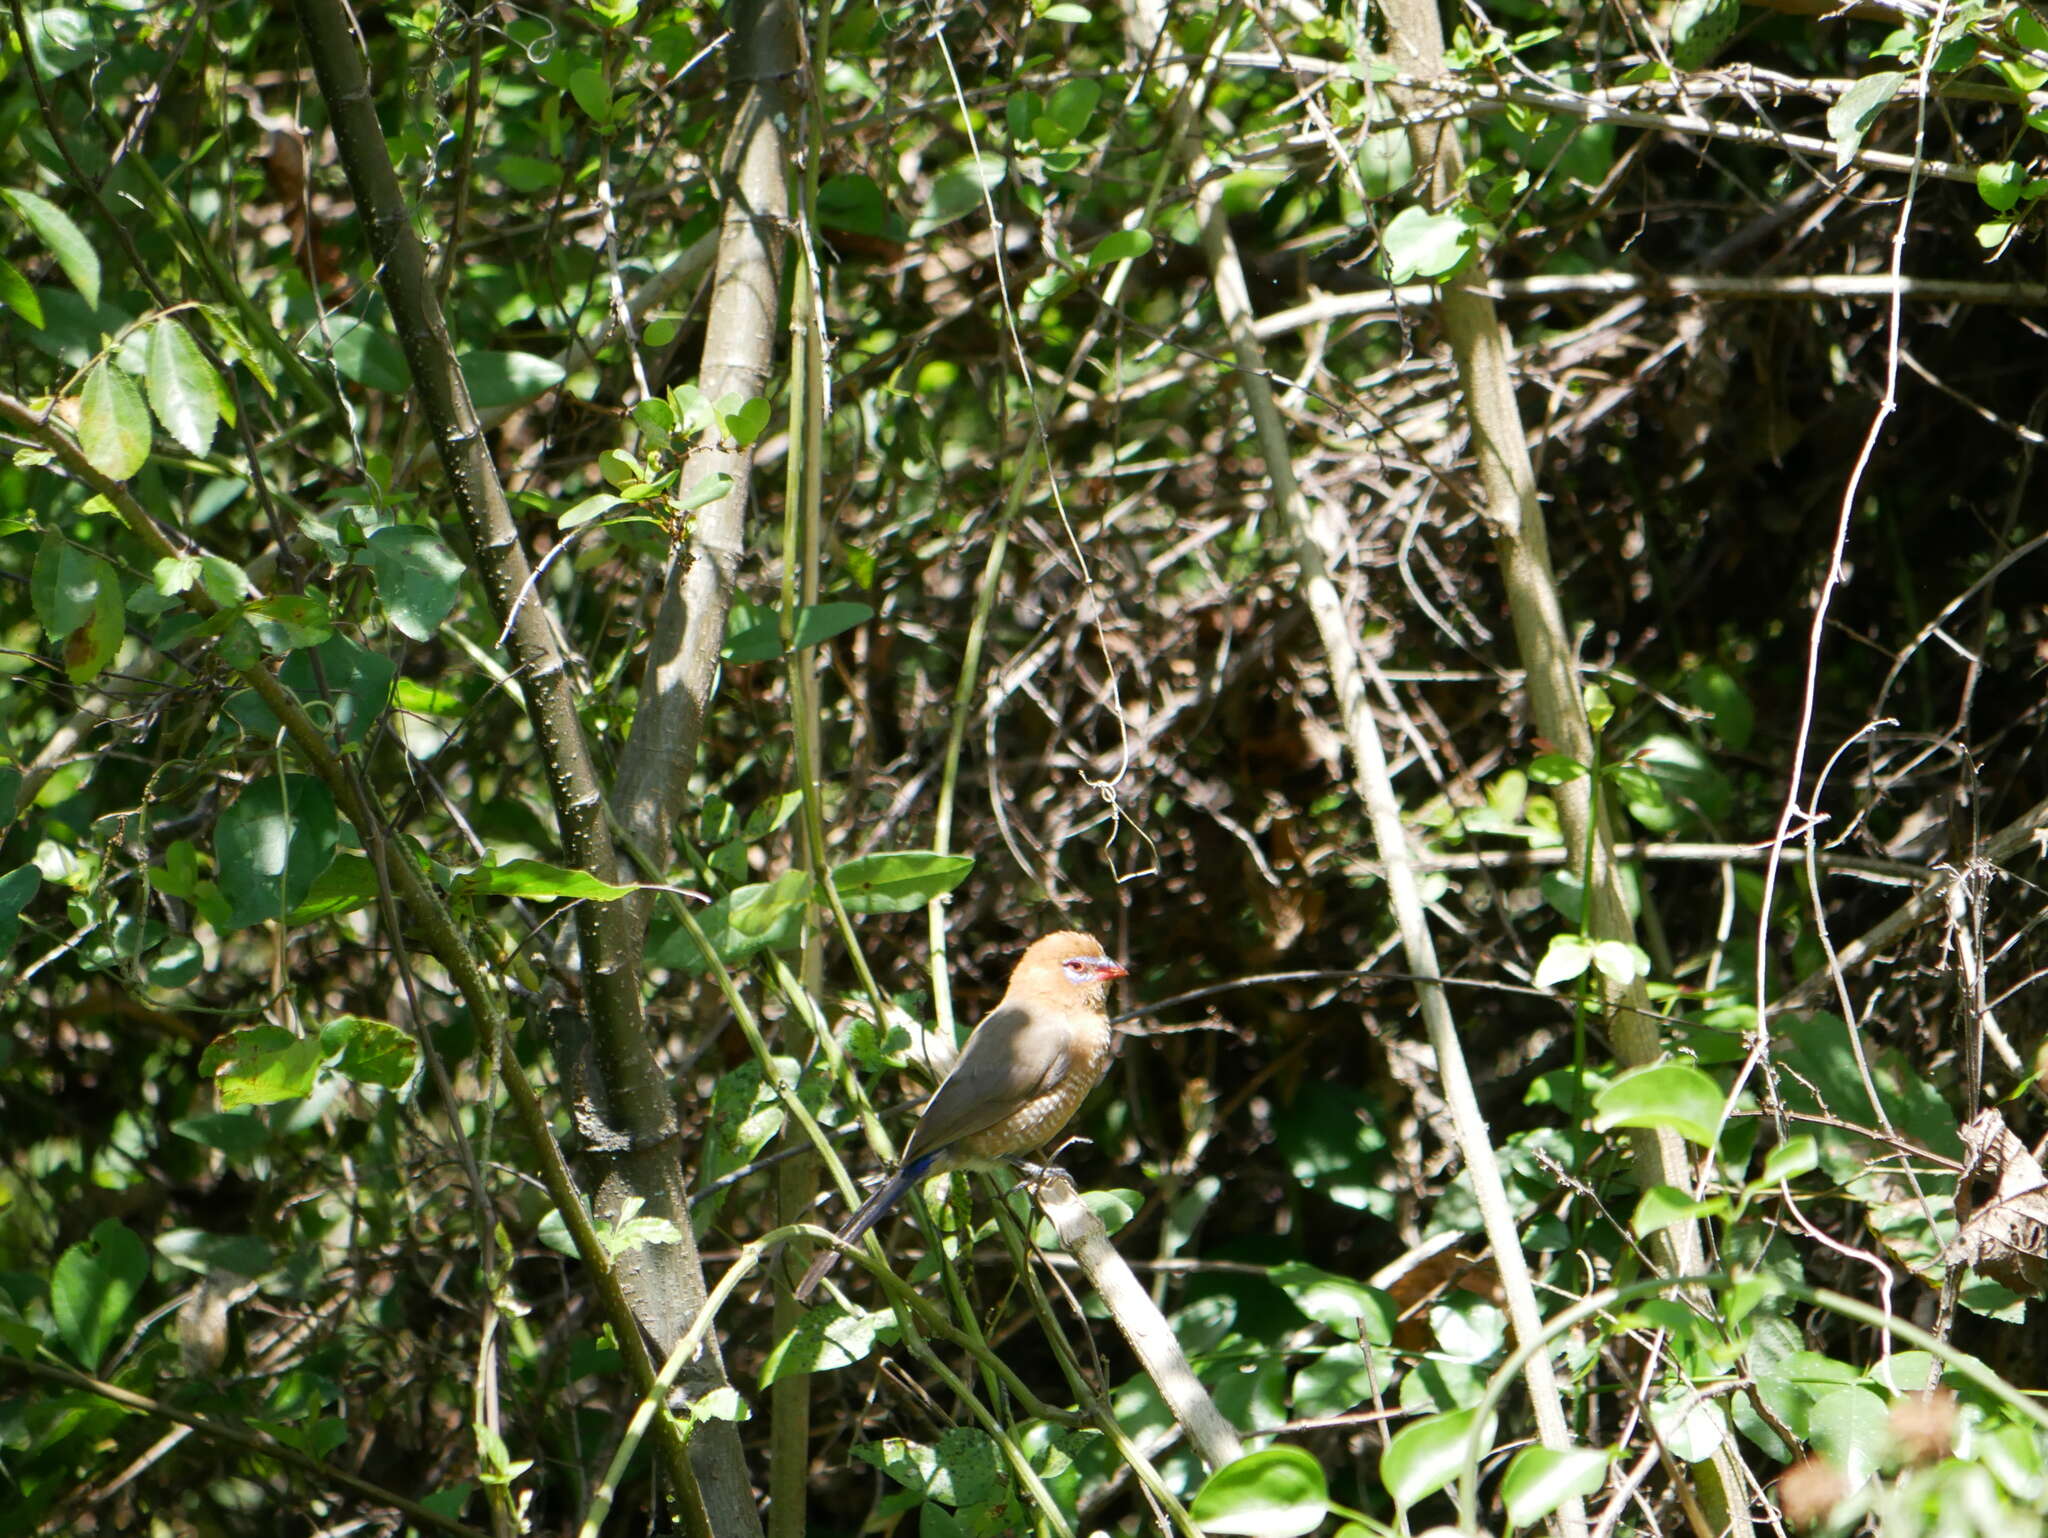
(793, 931), (1128, 1300)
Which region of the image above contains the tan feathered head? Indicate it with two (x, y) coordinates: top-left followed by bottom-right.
(1006, 931), (1126, 1007)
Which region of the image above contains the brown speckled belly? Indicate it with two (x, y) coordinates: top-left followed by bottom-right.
(955, 1022), (1111, 1160)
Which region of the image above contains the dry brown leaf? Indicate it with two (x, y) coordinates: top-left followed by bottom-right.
(1940, 1108), (2048, 1297)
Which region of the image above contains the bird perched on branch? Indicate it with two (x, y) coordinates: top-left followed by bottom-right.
(794, 931), (1128, 1300)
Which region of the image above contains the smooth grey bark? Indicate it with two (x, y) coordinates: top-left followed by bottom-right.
(612, 0), (794, 935)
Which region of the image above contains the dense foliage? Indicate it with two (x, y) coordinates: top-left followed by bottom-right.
(5, 0), (2048, 1534)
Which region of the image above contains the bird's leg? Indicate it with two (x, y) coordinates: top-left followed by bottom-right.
(1042, 1132), (1093, 1168)
(1013, 1134), (1094, 1192)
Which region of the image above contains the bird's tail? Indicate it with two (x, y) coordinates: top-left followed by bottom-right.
(792, 1153), (937, 1301)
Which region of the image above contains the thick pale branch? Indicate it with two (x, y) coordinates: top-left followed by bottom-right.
(612, 0), (793, 917)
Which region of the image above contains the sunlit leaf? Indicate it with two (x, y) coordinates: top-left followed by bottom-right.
(214, 774), (340, 928)
(51, 1221), (145, 1369)
(78, 361), (151, 480)
(829, 850), (973, 915)
(3, 187), (99, 308)
(1593, 1062), (1726, 1148)
(145, 319), (221, 455)
(1189, 1446), (1329, 1536)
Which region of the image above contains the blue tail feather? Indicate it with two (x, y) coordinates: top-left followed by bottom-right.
(793, 1149), (944, 1299)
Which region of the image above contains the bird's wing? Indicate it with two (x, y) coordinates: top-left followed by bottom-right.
(902, 1002), (1071, 1160)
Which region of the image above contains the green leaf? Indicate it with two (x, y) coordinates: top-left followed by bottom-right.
(1381, 1407), (1495, 1508)
(829, 850), (973, 915)
(1808, 1385), (1889, 1485)
(147, 934), (202, 987)
(1590, 939), (1650, 985)
(1977, 161), (2025, 213)
(153, 554), (201, 595)
(496, 154), (560, 193)
(326, 317), (411, 393)
(199, 554), (254, 606)
(0, 256), (43, 328)
(678, 471), (734, 512)
(724, 600), (874, 663)
(914, 153), (1007, 235)
(1583, 682), (1615, 732)
(1527, 752), (1588, 784)
(1380, 204), (1473, 283)
(719, 394), (771, 446)
(449, 858), (638, 902)
(818, 173), (893, 237)
(1533, 934), (1592, 989)
(1684, 662), (1754, 749)
(202, 1024), (324, 1107)
(648, 878), (808, 973)
(1668, 0), (1739, 69)
(155, 1236), (274, 1286)
(290, 635), (395, 745)
(1827, 72), (1907, 171)
(1087, 228), (1154, 268)
(1290, 1341), (1396, 1417)
(31, 531), (114, 639)
(1632, 733), (1733, 829)
(459, 350), (566, 409)
(0, 864), (41, 954)
(78, 361), (152, 480)
(1275, 1080), (1391, 1215)
(560, 492), (624, 530)
(169, 1111), (271, 1155)
(727, 867), (811, 937)
(145, 319), (221, 455)
(364, 525), (466, 641)
(1631, 1184), (1728, 1238)
(1189, 1446), (1329, 1536)
(24, 7), (97, 75)
(850, 1429), (1004, 1506)
(1751, 1134), (1819, 1190)
(286, 852), (384, 923)
(213, 773), (340, 928)
(1045, 77), (1102, 137)
(319, 1016), (419, 1090)
(1267, 1262), (1397, 1344)
(1650, 1386), (1725, 1462)
(226, 637), (395, 747)
(247, 594), (334, 653)
(689, 1386), (749, 1424)
(31, 531), (124, 683)
(635, 399), (679, 443)
(760, 1303), (891, 1384)
(3, 187), (100, 308)
(1593, 1062), (1725, 1147)
(51, 1220), (146, 1369)
(568, 66), (613, 124)
(1500, 1445), (1612, 1528)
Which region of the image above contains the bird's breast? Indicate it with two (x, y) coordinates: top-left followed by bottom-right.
(956, 1019), (1112, 1160)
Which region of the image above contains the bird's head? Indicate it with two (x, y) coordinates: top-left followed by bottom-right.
(1013, 930), (1127, 1006)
